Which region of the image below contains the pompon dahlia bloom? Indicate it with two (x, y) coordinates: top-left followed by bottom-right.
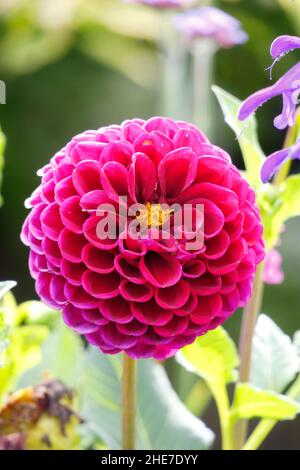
(21, 117), (264, 359)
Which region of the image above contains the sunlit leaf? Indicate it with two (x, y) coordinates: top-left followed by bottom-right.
(80, 348), (214, 450)
(250, 314), (299, 393)
(178, 327), (239, 387)
(232, 383), (299, 420)
(0, 281), (16, 302)
(19, 319), (83, 388)
(212, 85), (265, 188)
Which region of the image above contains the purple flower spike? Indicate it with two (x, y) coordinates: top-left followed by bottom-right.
(175, 7), (248, 48)
(124, 0), (195, 8)
(239, 62), (300, 130)
(261, 138), (300, 182)
(270, 35), (300, 60)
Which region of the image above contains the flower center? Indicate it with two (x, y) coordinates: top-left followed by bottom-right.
(136, 203), (173, 228)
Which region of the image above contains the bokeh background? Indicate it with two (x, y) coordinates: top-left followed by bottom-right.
(0, 0), (299, 449)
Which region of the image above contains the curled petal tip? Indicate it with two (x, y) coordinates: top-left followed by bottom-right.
(270, 35), (300, 59)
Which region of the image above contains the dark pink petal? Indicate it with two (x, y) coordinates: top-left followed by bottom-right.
(128, 153), (157, 202)
(133, 131), (173, 165)
(154, 315), (189, 338)
(70, 141), (105, 165)
(119, 280), (153, 302)
(182, 259), (206, 278)
(81, 308), (108, 325)
(83, 216), (119, 250)
(155, 280), (190, 309)
(82, 244), (115, 273)
(61, 259), (86, 286)
(204, 229), (230, 259)
(189, 273), (221, 295)
(60, 195), (88, 233)
(54, 176), (77, 204)
(100, 296), (133, 324)
(100, 141), (133, 166)
(158, 147), (197, 200)
(62, 304), (99, 334)
(190, 294), (222, 325)
(207, 238), (247, 275)
(50, 275), (67, 305)
(140, 251), (182, 287)
(114, 254), (146, 284)
(64, 284), (100, 308)
(131, 299), (173, 326)
(58, 228), (87, 262)
(100, 323), (138, 349)
(116, 320), (148, 337)
(40, 203), (64, 241)
(173, 128), (205, 154)
(101, 161), (129, 201)
(72, 160), (102, 195)
(82, 270), (120, 299)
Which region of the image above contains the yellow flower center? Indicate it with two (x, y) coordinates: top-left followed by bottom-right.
(136, 203), (173, 228)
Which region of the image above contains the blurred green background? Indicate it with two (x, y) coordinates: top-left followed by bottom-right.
(0, 0), (299, 449)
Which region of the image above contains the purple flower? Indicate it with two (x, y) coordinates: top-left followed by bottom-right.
(124, 0), (194, 8)
(270, 35), (300, 60)
(239, 62), (300, 130)
(175, 7), (248, 48)
(261, 138), (300, 183)
(263, 249), (284, 285)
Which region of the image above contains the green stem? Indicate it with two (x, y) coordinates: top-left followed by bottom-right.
(233, 262), (265, 449)
(210, 383), (233, 450)
(242, 374), (300, 450)
(122, 354), (136, 450)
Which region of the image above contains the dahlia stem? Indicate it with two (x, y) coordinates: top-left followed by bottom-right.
(233, 262), (265, 449)
(121, 354), (137, 450)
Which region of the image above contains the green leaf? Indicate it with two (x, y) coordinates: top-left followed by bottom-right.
(250, 314), (299, 393)
(0, 126), (6, 206)
(0, 323), (48, 401)
(0, 281), (16, 302)
(262, 175), (300, 248)
(19, 318), (83, 388)
(177, 326), (239, 387)
(17, 300), (58, 328)
(212, 85), (265, 188)
(0, 314), (9, 368)
(232, 383), (299, 420)
(80, 348), (214, 450)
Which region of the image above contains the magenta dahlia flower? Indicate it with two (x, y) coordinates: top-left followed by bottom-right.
(21, 117), (264, 359)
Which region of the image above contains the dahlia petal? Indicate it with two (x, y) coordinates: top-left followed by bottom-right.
(82, 244), (115, 273)
(119, 280), (153, 302)
(100, 296), (133, 324)
(35, 273), (61, 309)
(62, 304), (99, 334)
(189, 273), (222, 295)
(133, 131), (173, 165)
(72, 160), (102, 195)
(61, 259), (86, 286)
(144, 117), (178, 138)
(116, 319), (148, 337)
(100, 323), (138, 349)
(154, 315), (189, 338)
(40, 202), (64, 241)
(64, 284), (100, 308)
(83, 216), (119, 250)
(139, 251), (182, 287)
(70, 141), (105, 165)
(54, 176), (77, 204)
(60, 195), (88, 233)
(81, 308), (108, 325)
(82, 270), (120, 299)
(190, 294), (222, 325)
(114, 254), (146, 284)
(101, 161), (129, 201)
(158, 147), (197, 200)
(182, 259), (206, 278)
(204, 229), (230, 259)
(131, 299), (173, 326)
(207, 238), (247, 275)
(58, 228), (87, 262)
(155, 280), (190, 309)
(49, 275), (67, 305)
(173, 128), (205, 154)
(29, 203), (47, 239)
(128, 153), (157, 203)
(100, 141), (133, 167)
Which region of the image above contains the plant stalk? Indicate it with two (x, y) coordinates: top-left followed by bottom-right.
(233, 262), (265, 449)
(122, 354), (137, 450)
